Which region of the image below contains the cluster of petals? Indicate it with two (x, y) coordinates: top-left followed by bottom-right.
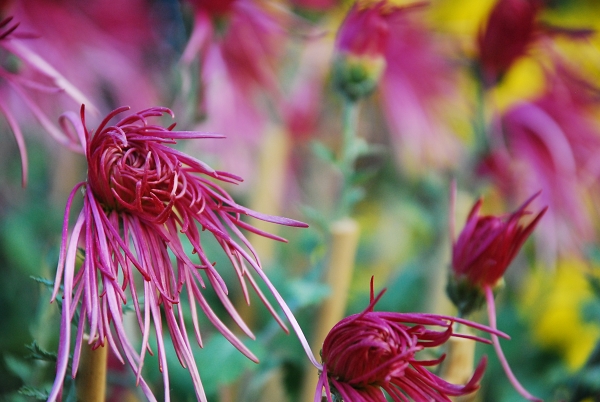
(450, 192), (545, 401)
(49, 105), (309, 402)
(316, 280), (509, 401)
(452, 192), (547, 288)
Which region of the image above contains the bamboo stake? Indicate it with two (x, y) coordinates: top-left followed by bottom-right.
(246, 125), (291, 265)
(301, 218), (360, 402)
(440, 327), (479, 402)
(76, 341), (108, 402)
(232, 126), (292, 401)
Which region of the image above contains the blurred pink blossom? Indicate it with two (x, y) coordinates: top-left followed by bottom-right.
(0, 15), (90, 185)
(334, 1), (463, 172)
(9, 0), (162, 112)
(181, 0), (288, 174)
(477, 0), (542, 87)
(481, 68), (600, 259)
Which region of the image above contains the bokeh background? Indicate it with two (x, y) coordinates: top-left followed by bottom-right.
(1, 0), (600, 401)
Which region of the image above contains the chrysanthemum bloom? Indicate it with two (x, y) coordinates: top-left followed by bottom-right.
(49, 106), (310, 402)
(180, 0), (289, 174)
(332, 0), (426, 101)
(477, 0), (542, 87)
(481, 67), (600, 262)
(0, 14), (90, 185)
(316, 279), (509, 402)
(448, 191), (546, 401)
(333, 0), (462, 172)
(10, 0), (160, 112)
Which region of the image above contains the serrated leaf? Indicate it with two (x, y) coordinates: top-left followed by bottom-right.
(25, 340), (58, 362)
(18, 386), (50, 400)
(30, 275), (56, 290)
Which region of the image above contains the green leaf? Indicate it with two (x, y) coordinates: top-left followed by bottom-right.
(310, 141), (336, 164)
(18, 386), (50, 400)
(25, 340), (58, 363)
(30, 275), (55, 290)
(4, 355), (31, 382)
(287, 279), (330, 308)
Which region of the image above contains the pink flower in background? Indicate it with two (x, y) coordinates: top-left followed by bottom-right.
(333, 0), (462, 171)
(9, 0), (161, 112)
(452, 193), (546, 289)
(181, 0), (288, 174)
(477, 0), (543, 87)
(483, 68), (600, 260)
(0, 15), (92, 186)
(449, 193), (545, 402)
(316, 279), (508, 402)
(379, 10), (462, 172)
(49, 106), (309, 402)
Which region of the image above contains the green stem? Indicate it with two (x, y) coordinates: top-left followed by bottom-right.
(338, 99), (360, 218)
(473, 77), (489, 158)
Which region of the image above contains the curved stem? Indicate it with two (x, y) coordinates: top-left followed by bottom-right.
(484, 285), (541, 402)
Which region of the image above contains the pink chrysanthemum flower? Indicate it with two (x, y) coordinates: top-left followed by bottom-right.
(449, 191), (545, 401)
(49, 106), (310, 402)
(180, 0), (288, 174)
(9, 0), (161, 112)
(451, 192), (546, 291)
(333, 0), (462, 172)
(480, 67), (600, 261)
(0, 15), (90, 185)
(316, 279), (509, 402)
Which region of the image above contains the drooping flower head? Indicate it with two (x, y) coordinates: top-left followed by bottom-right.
(477, 0), (543, 87)
(316, 278), (509, 401)
(49, 106), (310, 402)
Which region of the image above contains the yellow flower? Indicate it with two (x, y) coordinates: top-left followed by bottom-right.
(521, 259), (600, 370)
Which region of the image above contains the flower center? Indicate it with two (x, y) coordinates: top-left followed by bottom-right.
(88, 133), (180, 223)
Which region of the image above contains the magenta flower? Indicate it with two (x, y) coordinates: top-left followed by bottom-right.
(452, 192), (546, 290)
(49, 106), (309, 402)
(10, 0), (159, 112)
(333, 0), (462, 171)
(315, 279), (509, 402)
(180, 0), (288, 173)
(0, 15), (90, 185)
(477, 0), (542, 87)
(449, 192), (545, 401)
(481, 67), (600, 260)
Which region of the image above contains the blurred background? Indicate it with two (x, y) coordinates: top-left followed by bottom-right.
(1, 0), (600, 401)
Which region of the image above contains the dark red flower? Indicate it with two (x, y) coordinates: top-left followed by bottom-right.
(477, 0), (542, 87)
(316, 280), (509, 401)
(188, 0), (237, 16)
(452, 192), (546, 289)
